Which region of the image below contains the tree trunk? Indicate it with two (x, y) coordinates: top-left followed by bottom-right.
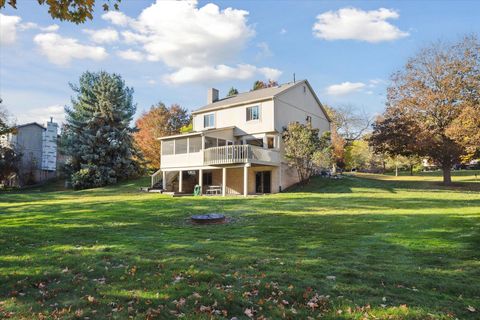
(442, 165), (452, 184)
(410, 164), (413, 176)
(395, 164), (398, 177)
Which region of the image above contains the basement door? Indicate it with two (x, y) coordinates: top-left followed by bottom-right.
(255, 171), (271, 194)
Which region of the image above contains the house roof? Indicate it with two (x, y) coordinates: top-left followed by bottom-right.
(192, 79), (332, 123)
(192, 81), (301, 115)
(15, 122), (46, 130)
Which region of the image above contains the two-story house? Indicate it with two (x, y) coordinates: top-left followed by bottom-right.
(0, 118), (60, 185)
(152, 79), (331, 196)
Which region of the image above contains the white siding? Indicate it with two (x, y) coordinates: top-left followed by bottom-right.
(192, 100), (275, 135)
(273, 83), (330, 135)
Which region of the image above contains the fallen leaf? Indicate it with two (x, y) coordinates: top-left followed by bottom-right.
(244, 308), (254, 318)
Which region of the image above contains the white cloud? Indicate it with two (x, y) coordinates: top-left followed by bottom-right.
(83, 28), (119, 44)
(256, 42), (272, 60)
(326, 82), (366, 95)
(258, 67), (282, 80)
(33, 33), (108, 66)
(42, 24), (59, 32)
(0, 14), (21, 45)
(19, 21), (38, 30)
(131, 1), (254, 67)
(17, 104), (65, 125)
(19, 22), (59, 32)
(100, 1), (281, 84)
(121, 30), (149, 44)
(368, 78), (385, 87)
(313, 7), (409, 43)
(280, 28), (287, 35)
(102, 11), (133, 26)
(117, 49), (144, 61)
(163, 64), (281, 85)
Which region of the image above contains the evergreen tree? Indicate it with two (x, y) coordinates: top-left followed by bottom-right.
(227, 87), (239, 97)
(62, 71), (143, 189)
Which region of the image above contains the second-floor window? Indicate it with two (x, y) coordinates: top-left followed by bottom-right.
(204, 113), (215, 128)
(246, 106), (259, 121)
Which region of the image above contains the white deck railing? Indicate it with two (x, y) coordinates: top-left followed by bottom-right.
(204, 145), (280, 165)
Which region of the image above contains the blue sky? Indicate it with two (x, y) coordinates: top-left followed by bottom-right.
(1, 0), (479, 125)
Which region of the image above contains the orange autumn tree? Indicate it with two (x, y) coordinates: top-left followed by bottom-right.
(134, 103), (190, 170)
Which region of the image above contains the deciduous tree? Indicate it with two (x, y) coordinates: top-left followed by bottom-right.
(0, 104), (15, 136)
(0, 145), (21, 185)
(282, 122), (329, 183)
(252, 80), (278, 91)
(0, 106), (20, 185)
(328, 104), (373, 142)
(0, 0), (121, 24)
(134, 103), (190, 170)
(369, 35), (480, 184)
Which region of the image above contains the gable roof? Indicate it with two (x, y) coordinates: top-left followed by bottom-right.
(192, 79), (332, 123)
(16, 122), (46, 130)
(192, 81), (301, 115)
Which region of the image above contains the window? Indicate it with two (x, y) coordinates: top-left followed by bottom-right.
(246, 138), (263, 147)
(175, 138), (188, 154)
(217, 139), (226, 147)
(204, 113), (215, 128)
(162, 140), (174, 155)
(246, 106), (260, 121)
(203, 172), (213, 185)
(189, 136), (202, 153)
(204, 136), (217, 149)
(267, 137), (274, 149)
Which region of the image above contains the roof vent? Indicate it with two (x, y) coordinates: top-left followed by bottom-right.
(207, 88), (219, 104)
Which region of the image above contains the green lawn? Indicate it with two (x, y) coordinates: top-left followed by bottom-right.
(1, 173), (479, 319)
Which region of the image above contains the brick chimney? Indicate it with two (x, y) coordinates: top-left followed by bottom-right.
(207, 88), (219, 104)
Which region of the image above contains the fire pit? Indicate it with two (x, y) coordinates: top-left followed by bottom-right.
(191, 213), (226, 224)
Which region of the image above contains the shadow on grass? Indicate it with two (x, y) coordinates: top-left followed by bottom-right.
(289, 175), (480, 194)
(1, 185), (480, 318)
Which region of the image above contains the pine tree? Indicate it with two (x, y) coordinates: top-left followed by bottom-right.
(227, 87), (239, 97)
(62, 71), (143, 189)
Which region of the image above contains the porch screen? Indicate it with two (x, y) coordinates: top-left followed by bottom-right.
(246, 139), (263, 147)
(218, 139), (226, 147)
(189, 136), (202, 153)
(162, 140), (174, 155)
(205, 137), (217, 149)
(175, 138), (188, 154)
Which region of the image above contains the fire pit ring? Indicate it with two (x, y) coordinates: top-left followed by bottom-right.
(191, 213), (226, 224)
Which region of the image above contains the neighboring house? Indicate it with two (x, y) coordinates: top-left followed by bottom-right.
(152, 79), (331, 196)
(0, 118), (60, 185)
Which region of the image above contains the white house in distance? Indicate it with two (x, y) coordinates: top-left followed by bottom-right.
(0, 118), (59, 185)
(152, 79), (331, 196)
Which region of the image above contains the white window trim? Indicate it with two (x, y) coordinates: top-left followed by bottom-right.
(246, 105), (261, 122)
(203, 113), (215, 129)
